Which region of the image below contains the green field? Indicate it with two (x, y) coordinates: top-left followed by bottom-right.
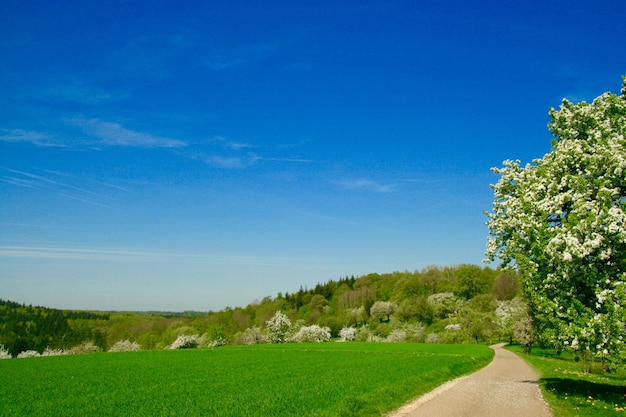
(0, 343), (493, 417)
(507, 345), (626, 417)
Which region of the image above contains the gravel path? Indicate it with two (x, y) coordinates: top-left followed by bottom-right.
(387, 343), (552, 417)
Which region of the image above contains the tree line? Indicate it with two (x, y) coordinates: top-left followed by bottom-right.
(1, 264), (526, 357)
(0, 300), (110, 356)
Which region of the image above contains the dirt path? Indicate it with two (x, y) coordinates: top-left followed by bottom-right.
(387, 343), (552, 417)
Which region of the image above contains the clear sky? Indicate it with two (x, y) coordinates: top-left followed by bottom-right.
(1, 1), (625, 311)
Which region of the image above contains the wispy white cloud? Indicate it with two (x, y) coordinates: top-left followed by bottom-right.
(203, 155), (249, 169)
(1, 167), (121, 209)
(0, 245), (297, 267)
(67, 118), (187, 148)
(0, 129), (64, 147)
(1, 120), (187, 149)
(190, 136), (312, 169)
(208, 135), (255, 151)
(333, 179), (398, 193)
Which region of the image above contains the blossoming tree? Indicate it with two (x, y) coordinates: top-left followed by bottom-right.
(486, 78), (626, 362)
(265, 311), (292, 343)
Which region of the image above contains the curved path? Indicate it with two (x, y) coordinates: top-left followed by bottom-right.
(388, 343), (552, 417)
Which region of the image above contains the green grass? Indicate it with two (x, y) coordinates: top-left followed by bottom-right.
(0, 343), (493, 417)
(507, 345), (626, 417)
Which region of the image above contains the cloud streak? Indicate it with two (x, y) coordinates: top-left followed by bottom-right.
(0, 245), (299, 267)
(68, 118), (187, 148)
(1, 120), (187, 149)
(1, 167), (122, 209)
(189, 136), (312, 169)
(333, 179), (398, 193)
(0, 129), (64, 147)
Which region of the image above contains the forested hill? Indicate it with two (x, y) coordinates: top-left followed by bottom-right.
(1, 264), (522, 356)
(0, 299), (109, 356)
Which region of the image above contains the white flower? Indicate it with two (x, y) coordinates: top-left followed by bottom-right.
(338, 327), (357, 342)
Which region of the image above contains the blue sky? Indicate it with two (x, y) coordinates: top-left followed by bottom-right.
(1, 1), (625, 311)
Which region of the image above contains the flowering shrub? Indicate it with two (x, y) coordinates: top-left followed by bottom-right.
(425, 333), (441, 344)
(265, 311), (292, 343)
(109, 340), (141, 352)
(17, 350), (41, 358)
(42, 347), (67, 356)
(338, 326), (357, 342)
(203, 334), (228, 348)
(445, 324), (462, 331)
(495, 297), (529, 343)
(241, 326), (268, 345)
(427, 292), (457, 318)
(289, 325), (331, 343)
(68, 342), (99, 355)
(513, 317), (535, 352)
(347, 306), (367, 325)
(169, 334), (199, 349)
(0, 344), (12, 359)
(486, 78), (626, 361)
(386, 329), (407, 342)
(355, 326), (373, 342)
(370, 301), (397, 322)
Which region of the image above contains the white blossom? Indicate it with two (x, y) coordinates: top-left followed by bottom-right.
(265, 311), (292, 343)
(108, 340), (141, 352)
(0, 344), (12, 359)
(241, 326), (268, 345)
(42, 347), (67, 356)
(289, 325), (331, 343)
(169, 334), (199, 349)
(338, 326), (357, 342)
(17, 350), (41, 358)
(486, 78), (626, 360)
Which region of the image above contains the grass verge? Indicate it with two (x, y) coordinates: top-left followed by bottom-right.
(507, 345), (626, 417)
(0, 342), (492, 417)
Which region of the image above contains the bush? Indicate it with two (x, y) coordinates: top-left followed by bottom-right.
(394, 322), (426, 342)
(266, 311), (292, 343)
(241, 326), (268, 345)
(200, 334), (227, 348)
(17, 350), (41, 358)
(68, 342), (100, 355)
(370, 301), (397, 322)
(0, 344), (12, 359)
(42, 347), (67, 357)
(289, 325), (331, 343)
(169, 334), (199, 349)
(108, 340), (141, 352)
(426, 333), (441, 344)
(428, 292), (457, 318)
(338, 327), (357, 342)
(386, 329), (407, 342)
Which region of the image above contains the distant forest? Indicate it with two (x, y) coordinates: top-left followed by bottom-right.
(1, 264), (523, 356)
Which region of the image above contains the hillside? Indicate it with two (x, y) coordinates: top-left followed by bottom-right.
(1, 264), (525, 356)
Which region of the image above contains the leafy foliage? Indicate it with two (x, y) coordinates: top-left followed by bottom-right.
(0, 299), (109, 356)
(1, 264), (523, 355)
(486, 79), (626, 362)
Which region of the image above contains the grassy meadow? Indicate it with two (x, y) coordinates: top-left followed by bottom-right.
(0, 342), (492, 417)
(507, 345), (626, 417)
